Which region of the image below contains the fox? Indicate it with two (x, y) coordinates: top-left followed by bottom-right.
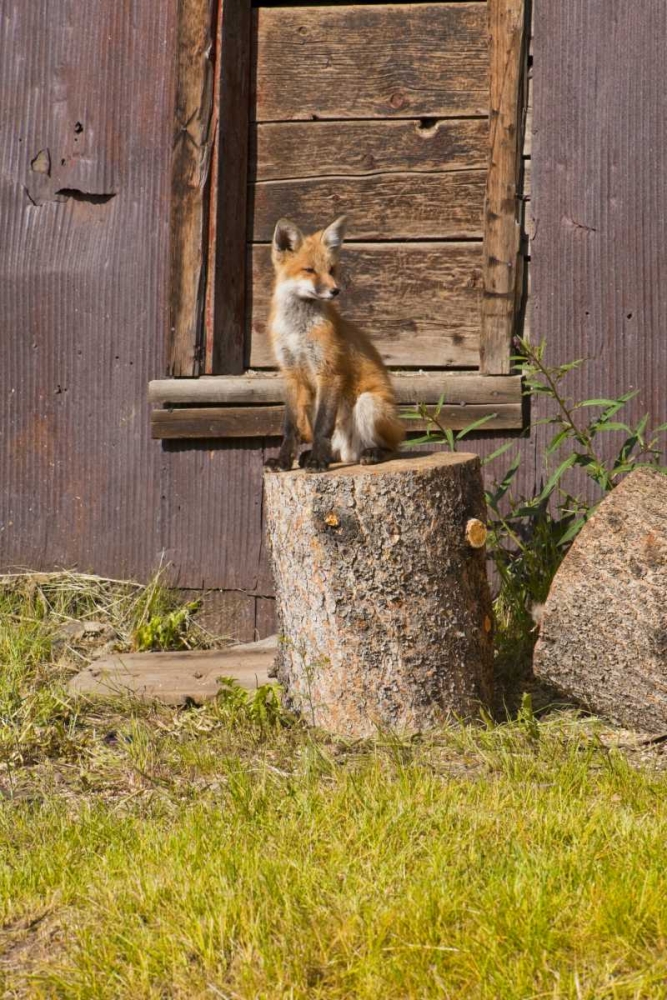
(264, 215), (405, 473)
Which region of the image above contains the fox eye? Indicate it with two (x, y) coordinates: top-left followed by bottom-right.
(329, 266), (336, 275)
(303, 267), (316, 274)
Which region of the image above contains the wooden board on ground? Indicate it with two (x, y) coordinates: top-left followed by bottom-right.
(68, 637), (278, 705)
(248, 243), (483, 368)
(252, 4), (489, 121)
(250, 119), (488, 181)
(249, 171), (486, 242)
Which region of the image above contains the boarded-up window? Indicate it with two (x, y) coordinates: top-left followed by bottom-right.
(152, 0), (528, 439)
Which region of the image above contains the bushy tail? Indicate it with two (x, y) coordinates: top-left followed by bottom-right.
(354, 392), (404, 452)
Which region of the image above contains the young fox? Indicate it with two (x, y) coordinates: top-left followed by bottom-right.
(265, 215), (405, 472)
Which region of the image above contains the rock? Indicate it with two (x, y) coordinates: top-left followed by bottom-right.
(533, 468), (667, 732)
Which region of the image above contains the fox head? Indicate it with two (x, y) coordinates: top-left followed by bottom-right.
(271, 216), (347, 302)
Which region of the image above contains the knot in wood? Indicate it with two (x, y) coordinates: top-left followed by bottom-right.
(465, 518), (487, 549)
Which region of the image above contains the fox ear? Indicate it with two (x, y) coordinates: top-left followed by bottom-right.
(272, 218), (304, 255)
(321, 215), (347, 252)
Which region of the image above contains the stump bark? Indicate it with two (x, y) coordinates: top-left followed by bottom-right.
(263, 452), (493, 736)
(533, 468), (667, 732)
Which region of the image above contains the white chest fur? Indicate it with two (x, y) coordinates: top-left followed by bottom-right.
(270, 283), (324, 370)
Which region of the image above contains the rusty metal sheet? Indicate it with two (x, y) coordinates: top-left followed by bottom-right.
(531, 0), (667, 438)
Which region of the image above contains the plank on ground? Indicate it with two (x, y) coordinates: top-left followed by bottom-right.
(69, 639), (278, 705)
(247, 243), (483, 368)
(250, 119), (488, 182)
(149, 373), (523, 406)
(249, 171), (486, 242)
(252, 4), (489, 121)
(152, 404), (523, 440)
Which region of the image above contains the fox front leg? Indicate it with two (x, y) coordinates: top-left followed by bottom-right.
(265, 399), (300, 472)
(299, 384), (339, 472)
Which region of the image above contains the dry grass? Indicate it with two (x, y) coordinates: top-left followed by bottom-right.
(2, 574), (667, 999)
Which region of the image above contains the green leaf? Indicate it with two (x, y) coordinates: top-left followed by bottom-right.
(535, 453), (578, 504)
(404, 434), (437, 447)
(456, 412), (499, 439)
(546, 428), (570, 454)
(590, 421), (632, 433)
(575, 398), (621, 408)
(481, 441), (516, 466)
(558, 515), (590, 546)
(490, 452), (522, 503)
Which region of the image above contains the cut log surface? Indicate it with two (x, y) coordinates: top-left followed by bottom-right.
(533, 469), (667, 733)
(263, 453), (493, 736)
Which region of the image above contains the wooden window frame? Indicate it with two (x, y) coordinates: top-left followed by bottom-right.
(154, 0), (528, 439)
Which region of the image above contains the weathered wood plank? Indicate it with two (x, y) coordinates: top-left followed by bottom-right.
(153, 406), (285, 439)
(149, 372), (522, 405)
(168, 0), (215, 377)
(252, 4), (489, 121)
(247, 243), (483, 368)
(152, 403), (523, 440)
(480, 0), (527, 374)
(250, 119), (488, 182)
(249, 171), (486, 242)
(212, 0), (252, 374)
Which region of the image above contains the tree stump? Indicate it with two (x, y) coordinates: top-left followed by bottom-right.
(533, 468), (667, 733)
(263, 452), (493, 736)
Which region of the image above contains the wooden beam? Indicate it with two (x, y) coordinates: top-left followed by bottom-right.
(152, 403), (523, 440)
(250, 119), (489, 181)
(249, 171), (486, 242)
(167, 0), (216, 377)
(252, 4), (489, 121)
(211, 0), (252, 375)
(480, 0), (527, 374)
(149, 372), (522, 406)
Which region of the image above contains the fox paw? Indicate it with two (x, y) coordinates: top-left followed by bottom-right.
(359, 447), (390, 466)
(299, 450), (330, 473)
(264, 456), (293, 472)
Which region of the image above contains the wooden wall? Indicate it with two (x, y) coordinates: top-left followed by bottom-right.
(2, 0), (666, 642)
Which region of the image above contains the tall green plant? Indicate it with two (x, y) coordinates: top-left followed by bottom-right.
(405, 338), (667, 657)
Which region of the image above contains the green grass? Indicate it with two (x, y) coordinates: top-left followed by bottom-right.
(2, 576), (667, 999)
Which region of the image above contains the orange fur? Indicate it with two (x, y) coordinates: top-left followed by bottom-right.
(266, 216), (405, 470)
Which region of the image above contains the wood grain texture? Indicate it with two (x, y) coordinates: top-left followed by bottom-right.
(480, 0), (526, 374)
(249, 171), (486, 241)
(532, 0), (667, 437)
(212, 0), (252, 374)
(252, 4), (489, 122)
(250, 119), (488, 181)
(264, 452), (493, 735)
(153, 406), (285, 439)
(168, 0), (215, 377)
(149, 372), (522, 405)
(151, 403), (522, 439)
(248, 243), (483, 367)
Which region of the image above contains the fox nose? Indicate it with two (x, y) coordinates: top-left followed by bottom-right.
(330, 287), (340, 297)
